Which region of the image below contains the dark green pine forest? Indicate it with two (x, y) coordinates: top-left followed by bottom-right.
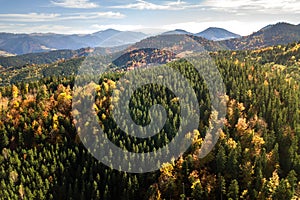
(0, 41), (300, 200)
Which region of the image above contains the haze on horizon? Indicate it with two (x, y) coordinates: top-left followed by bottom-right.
(0, 0), (300, 36)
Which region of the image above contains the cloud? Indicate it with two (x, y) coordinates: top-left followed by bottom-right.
(51, 0), (99, 8)
(110, 0), (300, 13)
(111, 0), (300, 12)
(0, 12), (125, 22)
(110, 0), (199, 10)
(64, 12), (125, 20)
(0, 13), (61, 22)
(202, 0), (300, 13)
(111, 0), (300, 13)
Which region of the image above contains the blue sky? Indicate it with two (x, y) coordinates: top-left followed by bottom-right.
(0, 0), (300, 35)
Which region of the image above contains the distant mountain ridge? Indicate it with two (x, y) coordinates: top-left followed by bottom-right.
(0, 29), (147, 55)
(162, 29), (193, 35)
(1, 22), (300, 57)
(196, 27), (241, 41)
(161, 27), (240, 41)
(160, 22), (300, 49)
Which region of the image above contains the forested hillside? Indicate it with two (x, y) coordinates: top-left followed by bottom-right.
(0, 40), (299, 199)
(221, 23), (300, 50)
(0, 48), (90, 69)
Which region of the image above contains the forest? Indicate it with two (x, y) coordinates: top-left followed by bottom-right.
(0, 40), (300, 199)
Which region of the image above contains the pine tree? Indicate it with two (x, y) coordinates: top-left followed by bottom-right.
(216, 146), (227, 174)
(227, 179), (239, 200)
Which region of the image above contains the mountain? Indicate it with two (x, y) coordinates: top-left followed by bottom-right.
(0, 29), (147, 55)
(161, 28), (240, 41)
(91, 29), (121, 39)
(132, 34), (226, 53)
(162, 29), (193, 35)
(221, 22), (300, 50)
(0, 44), (130, 68)
(0, 33), (90, 54)
(0, 48), (91, 68)
(96, 31), (148, 47)
(196, 27), (241, 41)
(0, 33), (54, 55)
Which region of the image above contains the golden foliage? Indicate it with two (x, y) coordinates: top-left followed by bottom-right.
(227, 138), (237, 149)
(12, 84), (19, 99)
(266, 170), (280, 198)
(9, 170), (18, 183)
(160, 163), (175, 178)
(251, 135), (265, 155)
(236, 118), (248, 135)
(53, 113), (59, 130)
(191, 179), (201, 190)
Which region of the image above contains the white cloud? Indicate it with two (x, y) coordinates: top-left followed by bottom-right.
(95, 12), (125, 19)
(0, 12), (125, 22)
(51, 0), (99, 9)
(62, 12), (125, 20)
(202, 0), (300, 13)
(110, 0), (300, 13)
(0, 13), (61, 22)
(111, 0), (300, 13)
(111, 0), (167, 10)
(110, 0), (199, 10)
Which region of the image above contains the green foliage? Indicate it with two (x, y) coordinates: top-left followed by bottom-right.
(0, 40), (299, 199)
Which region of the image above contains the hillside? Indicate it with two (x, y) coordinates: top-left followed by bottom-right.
(2, 39), (300, 86)
(0, 44), (131, 68)
(0, 40), (299, 199)
(134, 34), (226, 52)
(0, 48), (92, 68)
(221, 22), (300, 50)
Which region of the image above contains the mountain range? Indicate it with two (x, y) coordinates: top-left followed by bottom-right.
(159, 27), (241, 41)
(0, 25), (251, 55)
(0, 29), (147, 55)
(116, 22), (300, 52)
(1, 22), (300, 69)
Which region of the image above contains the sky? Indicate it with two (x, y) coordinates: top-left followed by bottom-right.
(0, 0), (300, 36)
